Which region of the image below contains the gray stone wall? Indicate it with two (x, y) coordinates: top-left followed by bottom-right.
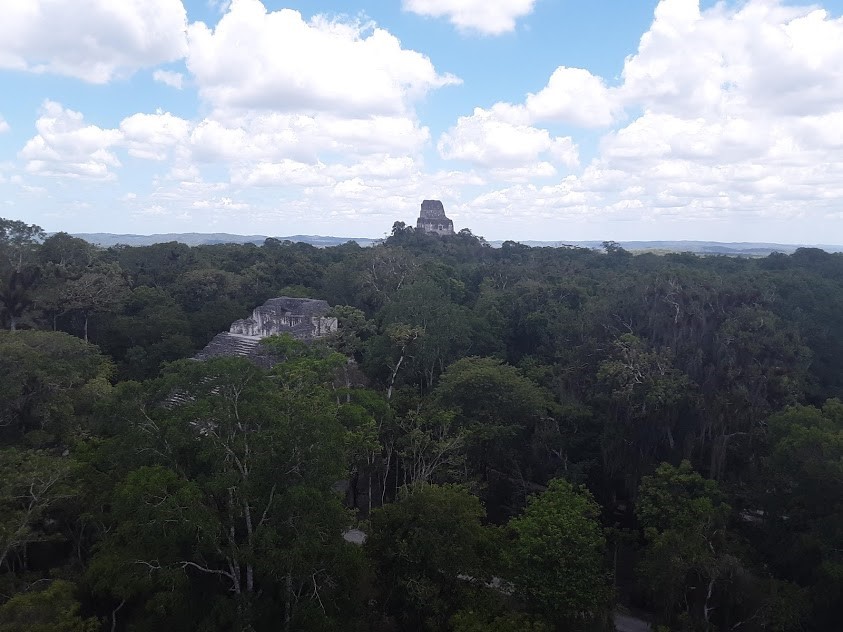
(194, 297), (337, 366)
(416, 199), (455, 235)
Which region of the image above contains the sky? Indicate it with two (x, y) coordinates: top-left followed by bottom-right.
(2, 0), (843, 243)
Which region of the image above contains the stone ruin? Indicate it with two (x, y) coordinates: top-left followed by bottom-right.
(416, 199), (455, 236)
(194, 297), (338, 367)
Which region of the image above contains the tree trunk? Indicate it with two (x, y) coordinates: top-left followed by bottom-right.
(83, 314), (89, 343)
(285, 571), (293, 632)
(242, 498), (255, 593)
(368, 469), (373, 515)
(9, 314), (16, 331)
(111, 599), (126, 632)
(387, 354), (404, 401)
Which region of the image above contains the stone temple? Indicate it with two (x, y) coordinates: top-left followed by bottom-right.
(195, 297), (338, 367)
(416, 200), (455, 236)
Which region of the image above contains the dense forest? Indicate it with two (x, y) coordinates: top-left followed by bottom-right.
(0, 216), (841, 631)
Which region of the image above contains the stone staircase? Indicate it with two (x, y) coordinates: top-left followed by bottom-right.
(192, 297), (337, 369)
(194, 332), (262, 361)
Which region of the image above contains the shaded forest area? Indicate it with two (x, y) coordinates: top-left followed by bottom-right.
(0, 217), (841, 631)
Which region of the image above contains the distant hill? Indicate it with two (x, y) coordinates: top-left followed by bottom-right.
(493, 240), (843, 256)
(70, 233), (380, 248)
(69, 233), (843, 255)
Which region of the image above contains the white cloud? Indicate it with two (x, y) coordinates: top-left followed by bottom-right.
(168, 0), (460, 211)
(403, 0), (537, 35)
(19, 102), (193, 178)
(20, 101), (122, 179)
(0, 115), (9, 134)
(17, 0), (843, 241)
(526, 67), (618, 128)
(0, 0), (187, 83)
(8, 0), (466, 231)
(152, 69), (184, 89)
(437, 0), (843, 238)
(438, 105), (578, 176)
(120, 111), (191, 161)
(189, 112), (430, 164)
(187, 0), (459, 116)
(230, 160), (333, 188)
(192, 197), (249, 211)
(591, 0), (843, 215)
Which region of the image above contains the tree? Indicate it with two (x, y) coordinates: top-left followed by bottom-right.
(381, 323), (422, 400)
(90, 357), (359, 631)
(366, 484), (494, 631)
(61, 262), (129, 342)
(0, 267), (40, 331)
(0, 580), (98, 632)
(757, 401), (843, 629)
(326, 305), (374, 359)
(0, 449), (73, 575)
(382, 280), (476, 390)
(0, 219), (44, 330)
(506, 479), (611, 630)
(0, 330), (112, 443)
(37, 233), (93, 269)
(0, 219), (44, 273)
(433, 357), (558, 515)
(97, 286), (194, 380)
(451, 610), (551, 632)
(396, 409), (467, 488)
(598, 334), (692, 492)
(636, 461), (732, 629)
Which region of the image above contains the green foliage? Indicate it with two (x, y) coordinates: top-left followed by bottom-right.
(759, 401), (843, 628)
(327, 305), (374, 357)
(0, 580), (98, 632)
(506, 479), (611, 629)
(0, 219), (44, 273)
(433, 357), (560, 514)
(366, 484), (493, 631)
(636, 461), (738, 629)
(0, 330), (112, 443)
(1, 220), (842, 630)
(89, 356), (356, 630)
(0, 449), (73, 573)
(451, 609), (551, 632)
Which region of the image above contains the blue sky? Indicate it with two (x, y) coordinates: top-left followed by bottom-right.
(2, 0), (843, 243)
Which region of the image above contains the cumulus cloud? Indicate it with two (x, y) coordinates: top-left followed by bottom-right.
(0, 0), (187, 83)
(442, 0), (843, 236)
(0, 115), (9, 134)
(438, 105), (578, 177)
(17, 0), (843, 240)
(188, 112), (430, 166)
(590, 0), (843, 217)
(187, 0), (459, 116)
(230, 160), (333, 188)
(153, 69), (185, 89)
(120, 111), (191, 161)
(19, 102), (192, 178)
(161, 0), (466, 206)
(403, 0), (537, 35)
(525, 67), (618, 128)
(20, 101), (122, 179)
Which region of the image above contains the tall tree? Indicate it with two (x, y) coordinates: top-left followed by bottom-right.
(366, 484), (494, 631)
(61, 262), (129, 342)
(90, 356), (359, 631)
(0, 219), (44, 331)
(505, 479), (611, 630)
